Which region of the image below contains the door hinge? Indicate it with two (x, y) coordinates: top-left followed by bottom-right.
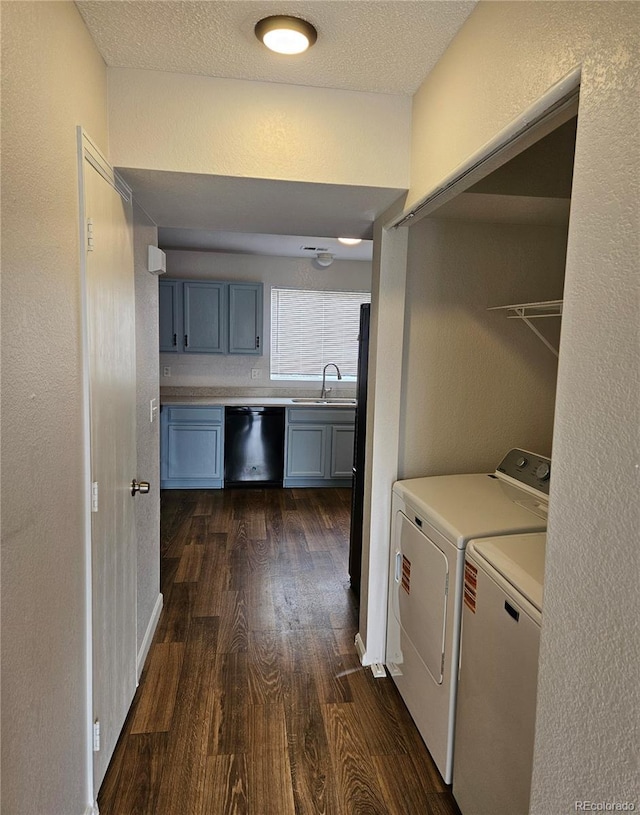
(87, 218), (95, 252)
(93, 719), (100, 752)
(91, 481), (99, 513)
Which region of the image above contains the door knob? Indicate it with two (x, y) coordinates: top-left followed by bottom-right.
(131, 479), (150, 496)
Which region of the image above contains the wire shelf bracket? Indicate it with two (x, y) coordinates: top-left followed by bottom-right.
(488, 300), (563, 358)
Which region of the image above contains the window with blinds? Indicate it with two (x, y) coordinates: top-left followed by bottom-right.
(270, 287), (371, 380)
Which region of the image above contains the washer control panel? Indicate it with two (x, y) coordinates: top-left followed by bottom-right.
(496, 448), (551, 496)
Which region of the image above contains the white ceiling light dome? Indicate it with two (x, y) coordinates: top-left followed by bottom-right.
(338, 237), (362, 246)
(315, 252), (334, 267)
(255, 16), (317, 55)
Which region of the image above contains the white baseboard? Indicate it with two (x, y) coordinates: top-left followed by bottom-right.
(137, 593), (163, 679)
(355, 632), (367, 663)
(84, 803), (99, 815)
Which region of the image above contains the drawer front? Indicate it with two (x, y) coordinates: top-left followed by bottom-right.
(287, 407), (356, 424)
(166, 406), (223, 423)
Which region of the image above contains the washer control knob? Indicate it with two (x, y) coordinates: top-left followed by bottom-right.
(535, 462), (551, 481)
(516, 456), (528, 468)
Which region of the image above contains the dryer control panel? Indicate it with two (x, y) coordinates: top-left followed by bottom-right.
(495, 448), (551, 496)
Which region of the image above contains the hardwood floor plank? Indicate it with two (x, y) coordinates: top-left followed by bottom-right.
(98, 733), (168, 815)
(311, 629), (354, 705)
(279, 509), (314, 573)
(217, 590), (249, 653)
(346, 667), (416, 757)
(247, 704), (296, 815)
(154, 580), (193, 643)
(203, 754), (249, 815)
(208, 493), (235, 534)
(160, 555), (179, 593)
(193, 490), (216, 517)
(321, 702), (389, 815)
(246, 535), (277, 571)
(192, 534), (230, 617)
(372, 753), (459, 815)
(155, 647), (217, 815)
(245, 571), (277, 631)
(130, 642), (185, 734)
(162, 514), (195, 560)
(247, 630), (284, 705)
(174, 541), (204, 583)
(284, 672), (343, 815)
(209, 652), (249, 755)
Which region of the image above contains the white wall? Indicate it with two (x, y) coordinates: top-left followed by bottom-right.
(132, 203), (161, 668)
(108, 68), (411, 189)
(0, 3), (108, 813)
(377, 3), (639, 810)
(398, 218), (567, 478)
(160, 250), (371, 391)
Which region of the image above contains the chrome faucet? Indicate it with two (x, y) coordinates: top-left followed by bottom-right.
(321, 363), (342, 399)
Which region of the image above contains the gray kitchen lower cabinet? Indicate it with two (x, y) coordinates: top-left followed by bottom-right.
(284, 407), (355, 487)
(330, 425), (356, 479)
(161, 406), (224, 488)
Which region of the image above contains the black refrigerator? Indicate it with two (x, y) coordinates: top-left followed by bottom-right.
(349, 303), (370, 598)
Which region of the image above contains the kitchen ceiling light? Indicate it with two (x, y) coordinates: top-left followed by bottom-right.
(338, 237), (362, 246)
(316, 252), (334, 267)
(255, 15), (317, 55)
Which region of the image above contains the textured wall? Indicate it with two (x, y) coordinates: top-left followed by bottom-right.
(132, 204), (161, 662)
(0, 3), (108, 812)
(404, 3), (640, 810)
(107, 68), (411, 188)
(160, 250), (372, 390)
(399, 218), (567, 478)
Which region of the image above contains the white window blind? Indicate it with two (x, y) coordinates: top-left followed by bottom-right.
(270, 287), (371, 380)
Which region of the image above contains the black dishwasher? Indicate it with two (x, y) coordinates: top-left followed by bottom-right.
(224, 407), (285, 487)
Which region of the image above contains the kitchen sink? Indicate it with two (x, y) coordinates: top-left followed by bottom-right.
(291, 398), (357, 405)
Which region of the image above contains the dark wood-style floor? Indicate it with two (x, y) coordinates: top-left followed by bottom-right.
(98, 488), (461, 815)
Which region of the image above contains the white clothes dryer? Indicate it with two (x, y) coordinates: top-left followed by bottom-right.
(453, 532), (546, 815)
(385, 449), (551, 784)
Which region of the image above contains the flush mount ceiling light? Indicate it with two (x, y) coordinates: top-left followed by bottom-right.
(338, 237), (362, 246)
(255, 15), (317, 55)
(316, 252), (334, 267)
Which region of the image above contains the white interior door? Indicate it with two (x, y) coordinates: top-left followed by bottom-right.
(81, 133), (137, 793)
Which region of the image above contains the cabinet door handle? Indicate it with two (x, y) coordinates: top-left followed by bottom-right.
(172, 333), (177, 346)
(256, 336), (260, 349)
(184, 334), (189, 348)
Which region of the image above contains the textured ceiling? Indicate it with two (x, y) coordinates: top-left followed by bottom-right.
(78, 0), (476, 257)
(76, 1), (476, 95)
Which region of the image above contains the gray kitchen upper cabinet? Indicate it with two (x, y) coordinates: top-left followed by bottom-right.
(183, 281), (225, 353)
(159, 279), (263, 355)
(229, 283), (263, 354)
(159, 280), (181, 352)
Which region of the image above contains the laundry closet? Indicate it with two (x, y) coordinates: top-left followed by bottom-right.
(396, 115), (577, 479)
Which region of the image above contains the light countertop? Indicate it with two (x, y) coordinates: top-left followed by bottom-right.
(160, 395), (356, 407)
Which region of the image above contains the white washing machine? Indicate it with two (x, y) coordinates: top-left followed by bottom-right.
(453, 532), (546, 815)
(385, 448), (551, 784)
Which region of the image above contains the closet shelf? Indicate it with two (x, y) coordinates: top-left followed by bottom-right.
(488, 300), (563, 357)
